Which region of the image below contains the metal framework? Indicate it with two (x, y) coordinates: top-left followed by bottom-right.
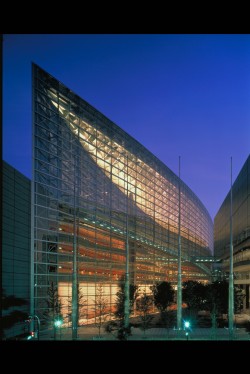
(31, 64), (214, 330)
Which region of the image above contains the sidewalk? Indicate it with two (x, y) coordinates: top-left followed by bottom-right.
(39, 325), (250, 341)
(127, 327), (250, 340)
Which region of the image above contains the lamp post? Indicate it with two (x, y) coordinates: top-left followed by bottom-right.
(184, 320), (190, 341)
(29, 314), (40, 340)
(55, 318), (63, 340)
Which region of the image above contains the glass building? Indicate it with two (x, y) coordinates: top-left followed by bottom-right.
(32, 64), (213, 326)
(214, 155), (250, 310)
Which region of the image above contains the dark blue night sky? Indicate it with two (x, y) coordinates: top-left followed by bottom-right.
(3, 34), (250, 219)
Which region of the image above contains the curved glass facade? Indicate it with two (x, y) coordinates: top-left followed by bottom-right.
(32, 64), (213, 325)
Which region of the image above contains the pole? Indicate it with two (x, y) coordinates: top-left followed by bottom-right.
(124, 154), (130, 335)
(35, 315), (40, 340)
(177, 156), (182, 330)
(30, 65), (35, 338)
(72, 181), (78, 340)
(29, 314), (40, 340)
(228, 157), (234, 339)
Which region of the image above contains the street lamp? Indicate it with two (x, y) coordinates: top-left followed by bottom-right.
(54, 318), (63, 340)
(54, 319), (62, 328)
(184, 320), (190, 341)
(30, 315), (40, 340)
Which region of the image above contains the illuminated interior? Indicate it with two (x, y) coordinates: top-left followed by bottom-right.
(32, 64), (213, 326)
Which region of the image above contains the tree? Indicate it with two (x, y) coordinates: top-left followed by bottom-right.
(93, 284), (108, 337)
(1, 289), (28, 339)
(136, 289), (153, 336)
(114, 278), (138, 321)
(205, 280), (246, 327)
(67, 285), (87, 326)
(204, 280), (228, 329)
(43, 281), (63, 339)
(234, 286), (245, 314)
(151, 281), (174, 326)
(114, 277), (138, 326)
(182, 281), (207, 319)
(205, 280), (228, 317)
(105, 277), (138, 340)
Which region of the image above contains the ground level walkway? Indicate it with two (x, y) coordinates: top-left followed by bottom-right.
(41, 326), (250, 341)
(36, 311), (250, 341)
(127, 326), (250, 340)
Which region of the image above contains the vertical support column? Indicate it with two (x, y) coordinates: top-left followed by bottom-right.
(124, 155), (130, 333)
(177, 156), (182, 331)
(72, 162), (78, 340)
(30, 64), (35, 334)
(228, 157), (234, 339)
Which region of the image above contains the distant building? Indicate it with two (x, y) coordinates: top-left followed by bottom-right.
(214, 155), (250, 311)
(32, 64), (213, 326)
(2, 161), (31, 339)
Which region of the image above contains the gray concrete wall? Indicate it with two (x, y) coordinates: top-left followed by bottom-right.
(2, 161), (31, 339)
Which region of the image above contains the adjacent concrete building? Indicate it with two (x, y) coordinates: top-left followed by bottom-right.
(214, 155), (250, 311)
(2, 161), (31, 338)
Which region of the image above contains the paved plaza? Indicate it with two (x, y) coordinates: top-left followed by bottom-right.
(38, 313), (250, 341)
(39, 326), (250, 341)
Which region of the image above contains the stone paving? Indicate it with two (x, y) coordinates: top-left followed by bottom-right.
(128, 327), (250, 340)
(39, 325), (250, 341)
(36, 312), (250, 341)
